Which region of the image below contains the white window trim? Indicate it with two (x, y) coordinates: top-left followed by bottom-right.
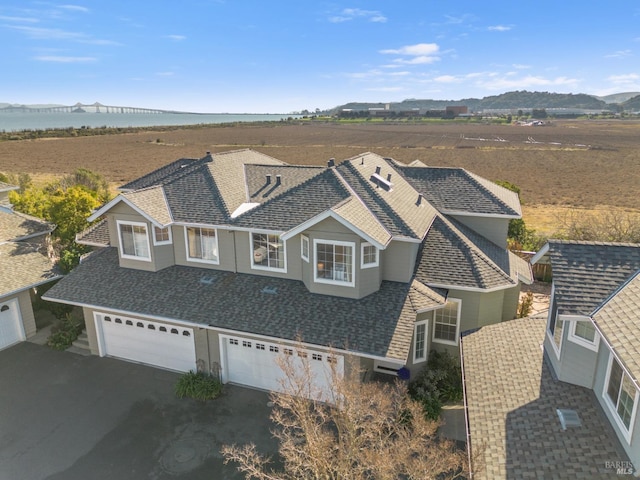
(152, 225), (172, 246)
(567, 320), (600, 352)
(360, 242), (379, 269)
(301, 235), (309, 263)
(250, 232), (287, 272)
(602, 352), (639, 444)
(547, 312), (564, 360)
(116, 220), (151, 262)
(413, 320), (429, 363)
(184, 226), (220, 265)
(432, 298), (461, 346)
(313, 238), (356, 288)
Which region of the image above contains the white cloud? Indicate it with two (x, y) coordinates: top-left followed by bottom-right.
(156, 71), (175, 77)
(328, 8), (386, 23)
(7, 24), (120, 45)
(34, 55), (96, 62)
(166, 34), (186, 41)
(365, 86), (403, 92)
(607, 73), (640, 83)
(476, 74), (579, 91)
(58, 5), (90, 13)
(512, 64), (531, 70)
(434, 75), (463, 84)
(605, 49), (632, 58)
(380, 43), (439, 56)
(0, 15), (39, 23)
(488, 25), (511, 32)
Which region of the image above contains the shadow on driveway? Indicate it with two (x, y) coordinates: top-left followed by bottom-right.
(0, 342), (278, 480)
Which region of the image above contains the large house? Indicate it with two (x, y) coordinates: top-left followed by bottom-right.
(43, 149), (531, 398)
(0, 182), (59, 351)
(532, 240), (640, 470)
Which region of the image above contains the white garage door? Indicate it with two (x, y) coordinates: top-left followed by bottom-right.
(95, 313), (196, 372)
(0, 299), (25, 351)
(223, 336), (344, 402)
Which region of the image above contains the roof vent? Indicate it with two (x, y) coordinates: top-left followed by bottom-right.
(266, 174), (271, 185)
(328, 158), (335, 168)
(416, 193), (424, 206)
(375, 166), (381, 175)
(275, 174), (282, 185)
(387, 173), (392, 182)
(206, 151), (211, 155)
(199, 275), (217, 285)
(556, 409), (582, 430)
(261, 286), (278, 295)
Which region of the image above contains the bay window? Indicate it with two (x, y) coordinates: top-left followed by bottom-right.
(314, 239), (355, 286)
(433, 299), (461, 345)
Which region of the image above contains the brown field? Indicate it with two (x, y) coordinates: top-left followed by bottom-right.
(1, 119), (638, 235)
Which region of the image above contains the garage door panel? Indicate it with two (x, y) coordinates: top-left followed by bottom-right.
(96, 313), (196, 372)
(224, 336), (343, 401)
(0, 299), (25, 351)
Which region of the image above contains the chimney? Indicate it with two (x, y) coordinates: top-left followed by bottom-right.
(328, 158), (335, 168)
(275, 174), (282, 185)
(266, 174), (271, 185)
(375, 166), (381, 175)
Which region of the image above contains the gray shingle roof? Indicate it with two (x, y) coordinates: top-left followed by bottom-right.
(0, 210), (54, 242)
(392, 163), (521, 216)
(547, 240), (640, 316)
(0, 241), (59, 296)
(415, 216), (523, 289)
(118, 157), (205, 191)
(593, 271), (640, 385)
(245, 164), (323, 204)
(43, 248), (445, 361)
(76, 219), (110, 247)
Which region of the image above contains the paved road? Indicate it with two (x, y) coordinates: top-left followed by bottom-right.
(0, 342), (278, 480)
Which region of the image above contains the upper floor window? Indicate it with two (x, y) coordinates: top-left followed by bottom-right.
(314, 239), (355, 287)
(568, 320), (599, 351)
(432, 299), (461, 346)
(251, 233), (285, 271)
(414, 320), (428, 363)
(185, 226), (218, 264)
(361, 242), (378, 269)
(117, 220), (151, 261)
(153, 226), (172, 245)
(604, 354), (638, 441)
(551, 313), (564, 357)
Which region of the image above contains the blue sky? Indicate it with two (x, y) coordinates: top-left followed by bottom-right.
(1, 1), (639, 113)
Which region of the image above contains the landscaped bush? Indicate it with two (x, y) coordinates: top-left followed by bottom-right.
(175, 371), (223, 402)
(47, 313), (84, 350)
(408, 350), (463, 420)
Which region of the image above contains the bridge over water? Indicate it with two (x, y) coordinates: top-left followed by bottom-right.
(0, 102), (197, 114)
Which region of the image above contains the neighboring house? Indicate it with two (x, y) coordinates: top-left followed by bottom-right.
(530, 240), (640, 470)
(0, 182), (60, 351)
(43, 149), (531, 398)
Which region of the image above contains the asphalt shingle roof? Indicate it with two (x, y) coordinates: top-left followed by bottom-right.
(462, 317), (630, 479)
(76, 219), (110, 247)
(0, 241), (59, 296)
(547, 240), (640, 316)
(43, 247), (445, 361)
(593, 271), (640, 385)
(393, 164), (521, 216)
(0, 210), (54, 242)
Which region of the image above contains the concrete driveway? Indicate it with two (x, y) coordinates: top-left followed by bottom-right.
(0, 342), (279, 480)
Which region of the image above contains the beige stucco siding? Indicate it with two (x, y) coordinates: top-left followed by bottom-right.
(173, 226), (236, 272)
(449, 215), (510, 249)
(502, 284), (521, 321)
(381, 240), (419, 283)
(234, 231), (302, 280)
(15, 290), (37, 338)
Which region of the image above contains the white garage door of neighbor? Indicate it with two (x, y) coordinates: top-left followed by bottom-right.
(95, 312), (196, 372)
(224, 336), (344, 401)
(0, 298), (25, 351)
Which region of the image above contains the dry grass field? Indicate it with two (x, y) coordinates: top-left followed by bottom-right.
(1, 119), (638, 235)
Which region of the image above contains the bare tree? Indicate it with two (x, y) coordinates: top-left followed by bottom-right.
(555, 209), (640, 243)
(222, 352), (467, 480)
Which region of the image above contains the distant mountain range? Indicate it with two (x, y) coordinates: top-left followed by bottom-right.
(332, 91), (640, 113)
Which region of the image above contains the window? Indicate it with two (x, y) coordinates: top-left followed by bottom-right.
(314, 239), (355, 286)
(414, 321), (428, 363)
(433, 300), (461, 345)
(251, 233), (285, 270)
(361, 242), (378, 268)
(301, 235), (309, 262)
(604, 355), (638, 440)
(117, 220), (151, 261)
(550, 313), (564, 357)
(185, 227), (219, 264)
(568, 320), (599, 351)
(153, 226), (172, 245)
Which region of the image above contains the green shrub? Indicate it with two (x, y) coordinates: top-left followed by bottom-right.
(408, 350), (463, 420)
(175, 371), (223, 401)
(47, 314), (84, 350)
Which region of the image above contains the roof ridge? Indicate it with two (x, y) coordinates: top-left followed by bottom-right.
(464, 170), (521, 216)
(592, 268), (640, 317)
(550, 239), (640, 248)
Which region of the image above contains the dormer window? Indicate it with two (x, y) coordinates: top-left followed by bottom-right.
(117, 220), (151, 262)
(314, 239), (355, 287)
(185, 226), (219, 264)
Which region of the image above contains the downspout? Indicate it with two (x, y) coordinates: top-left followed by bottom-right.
(459, 334), (474, 478)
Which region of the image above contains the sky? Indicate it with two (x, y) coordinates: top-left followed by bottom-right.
(1, 1), (639, 113)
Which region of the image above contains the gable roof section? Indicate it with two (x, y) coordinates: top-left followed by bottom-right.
(415, 215), (526, 290)
(43, 247), (446, 362)
(245, 164), (324, 204)
(232, 168), (351, 231)
(119, 156), (205, 191)
(121, 186), (172, 225)
(592, 271), (640, 384)
(0, 241), (59, 296)
(76, 219), (110, 247)
(546, 240), (640, 316)
(392, 163), (521, 217)
(0, 209), (54, 242)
